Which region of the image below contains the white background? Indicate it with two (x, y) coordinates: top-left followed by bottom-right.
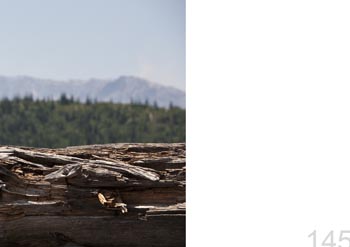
(187, 0), (350, 246)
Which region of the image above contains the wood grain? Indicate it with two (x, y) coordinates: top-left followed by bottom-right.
(0, 143), (185, 247)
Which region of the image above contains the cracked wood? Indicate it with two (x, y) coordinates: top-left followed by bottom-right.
(0, 143), (185, 247)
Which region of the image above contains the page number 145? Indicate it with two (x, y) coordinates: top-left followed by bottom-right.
(308, 230), (350, 247)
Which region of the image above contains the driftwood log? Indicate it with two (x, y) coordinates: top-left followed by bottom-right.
(0, 143), (185, 247)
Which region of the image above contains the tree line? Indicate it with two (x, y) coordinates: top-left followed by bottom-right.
(0, 95), (185, 148)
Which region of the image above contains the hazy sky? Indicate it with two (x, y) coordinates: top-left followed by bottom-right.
(0, 0), (185, 90)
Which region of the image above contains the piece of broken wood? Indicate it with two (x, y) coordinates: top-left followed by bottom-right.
(0, 143), (185, 247)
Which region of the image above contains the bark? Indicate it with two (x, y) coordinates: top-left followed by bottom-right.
(0, 143), (185, 247)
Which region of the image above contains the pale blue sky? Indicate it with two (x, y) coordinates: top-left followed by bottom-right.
(0, 0), (185, 90)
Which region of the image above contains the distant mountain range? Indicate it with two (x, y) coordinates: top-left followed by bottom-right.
(0, 75), (185, 108)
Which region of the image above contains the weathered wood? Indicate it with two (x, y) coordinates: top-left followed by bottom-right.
(0, 143), (185, 247)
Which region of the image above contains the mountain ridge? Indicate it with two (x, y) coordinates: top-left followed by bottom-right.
(0, 75), (185, 108)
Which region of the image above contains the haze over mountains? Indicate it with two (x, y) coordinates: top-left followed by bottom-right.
(0, 75), (185, 108)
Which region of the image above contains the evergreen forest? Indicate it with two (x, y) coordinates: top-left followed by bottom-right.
(0, 95), (185, 148)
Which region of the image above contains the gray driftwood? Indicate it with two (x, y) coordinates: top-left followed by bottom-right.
(0, 143), (185, 247)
